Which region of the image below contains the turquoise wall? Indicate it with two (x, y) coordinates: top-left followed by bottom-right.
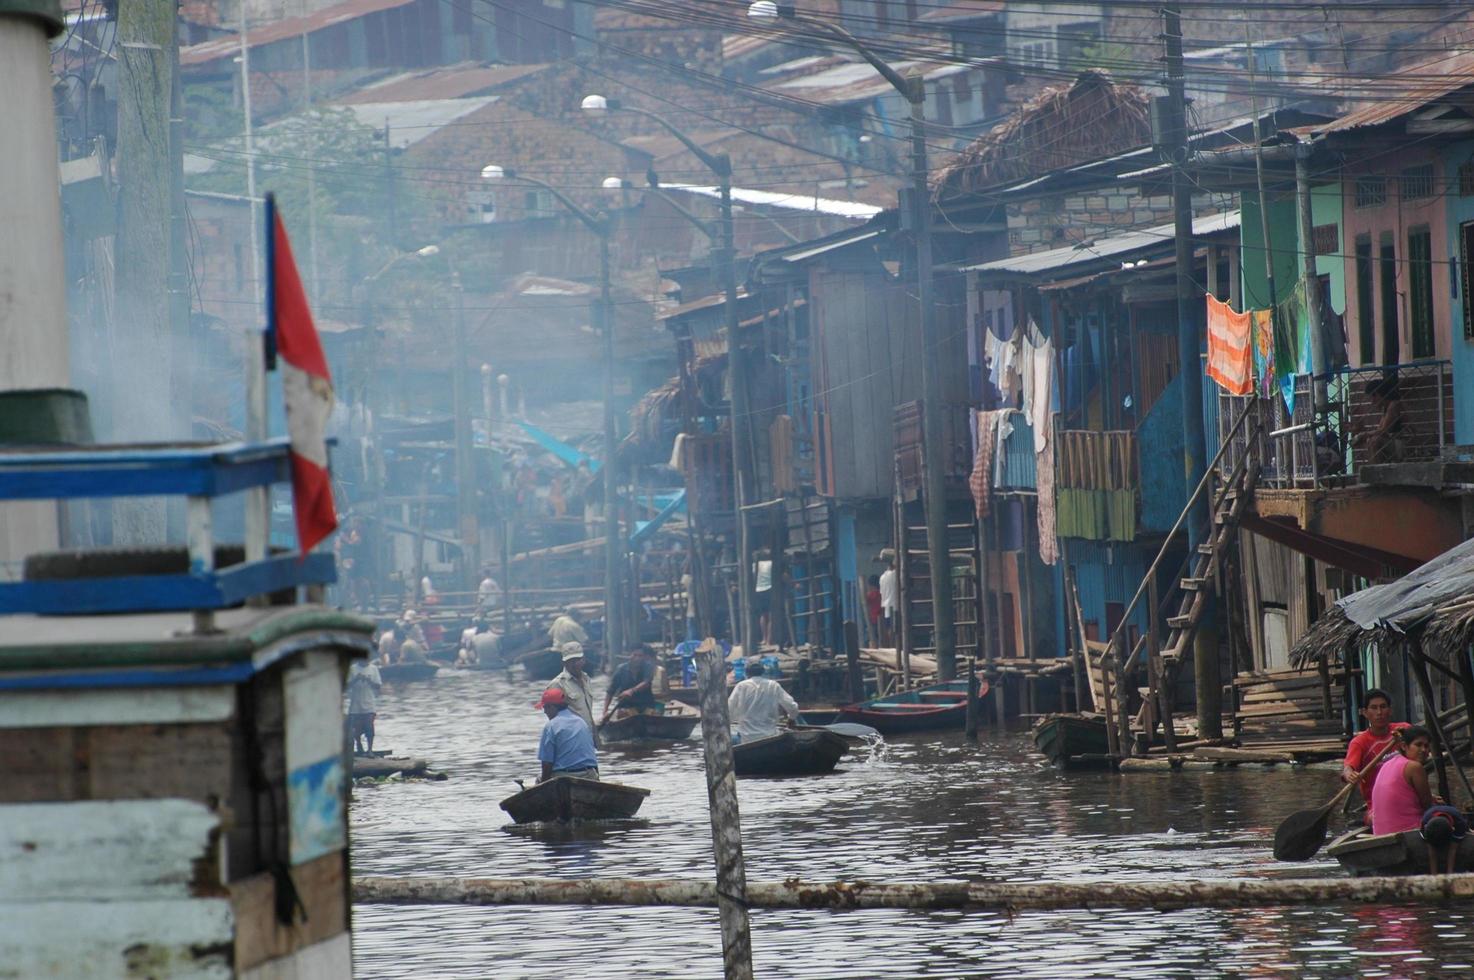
(1444, 140), (1474, 443)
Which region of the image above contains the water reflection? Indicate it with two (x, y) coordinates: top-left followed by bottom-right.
(351, 670), (1474, 978)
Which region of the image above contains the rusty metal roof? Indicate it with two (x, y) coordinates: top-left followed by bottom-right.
(1317, 49), (1474, 134)
(767, 57), (971, 106)
(335, 63), (550, 104)
(182, 0), (413, 66)
(916, 1), (1003, 23)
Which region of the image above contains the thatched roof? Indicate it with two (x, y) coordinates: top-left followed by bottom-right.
(1290, 538), (1474, 667)
(626, 345), (729, 451)
(933, 69), (1151, 200)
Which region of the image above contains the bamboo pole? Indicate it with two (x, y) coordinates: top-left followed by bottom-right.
(354, 873), (1474, 913)
(694, 638), (754, 980)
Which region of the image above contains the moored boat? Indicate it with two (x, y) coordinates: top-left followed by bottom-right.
(499, 776), (650, 824)
(600, 703), (701, 743)
(732, 729), (849, 777)
(1327, 826), (1474, 876)
(836, 680), (969, 735)
(379, 661), (439, 683)
(1032, 712), (1112, 768)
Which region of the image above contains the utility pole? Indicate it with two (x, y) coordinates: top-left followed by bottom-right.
(113, 0), (176, 544)
(0, 0), (67, 563)
(1294, 141), (1327, 408)
(452, 275), (480, 590)
(717, 174), (757, 658)
(599, 230), (623, 660)
(907, 76), (956, 682)
(1162, 5), (1218, 738)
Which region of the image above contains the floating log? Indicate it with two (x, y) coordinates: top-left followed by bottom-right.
(353, 874), (1474, 912)
(353, 756), (434, 779)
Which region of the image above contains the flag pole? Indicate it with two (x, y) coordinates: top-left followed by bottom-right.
(245, 194), (275, 574)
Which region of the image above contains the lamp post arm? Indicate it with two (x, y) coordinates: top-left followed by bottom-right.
(644, 185), (719, 240)
(619, 103), (731, 179)
(513, 172), (607, 238)
(785, 14), (920, 103)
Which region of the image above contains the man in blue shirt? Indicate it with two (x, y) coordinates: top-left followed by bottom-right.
(535, 686), (599, 782)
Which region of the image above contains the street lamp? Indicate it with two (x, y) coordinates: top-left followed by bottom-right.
(480, 163), (623, 659)
(745, 1), (957, 681)
(582, 93), (760, 659)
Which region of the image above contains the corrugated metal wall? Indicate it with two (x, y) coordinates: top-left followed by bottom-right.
(998, 412), (1036, 490)
(1068, 539), (1152, 640)
(1137, 375), (1188, 533)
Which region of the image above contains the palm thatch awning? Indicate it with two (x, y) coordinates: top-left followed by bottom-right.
(932, 69), (1151, 200)
(626, 345), (729, 451)
(1290, 538), (1474, 667)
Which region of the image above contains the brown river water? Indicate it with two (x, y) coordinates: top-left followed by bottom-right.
(350, 669), (1474, 979)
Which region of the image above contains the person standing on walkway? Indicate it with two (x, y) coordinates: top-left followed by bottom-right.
(535, 687), (599, 782)
(878, 551), (898, 648)
(346, 656), (383, 754)
(552, 642), (599, 741)
(726, 660), (798, 744)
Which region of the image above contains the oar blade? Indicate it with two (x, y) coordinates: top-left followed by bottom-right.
(823, 722), (882, 740)
(1273, 806), (1331, 861)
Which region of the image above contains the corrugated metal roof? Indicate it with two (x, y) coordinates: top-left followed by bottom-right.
(962, 211), (1240, 278)
(662, 183), (881, 220)
(781, 228), (881, 262)
(917, 1), (1002, 23)
(1316, 49), (1474, 134)
(335, 63), (549, 104)
(620, 129), (743, 161)
(339, 97), (497, 148)
(769, 58), (969, 106)
(182, 0), (414, 66)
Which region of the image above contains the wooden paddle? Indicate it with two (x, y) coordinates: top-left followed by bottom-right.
(793, 721), (883, 740)
(1273, 741), (1397, 861)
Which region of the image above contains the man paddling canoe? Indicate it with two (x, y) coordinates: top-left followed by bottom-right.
(602, 644), (658, 725)
(727, 660), (798, 744)
(1342, 687), (1409, 825)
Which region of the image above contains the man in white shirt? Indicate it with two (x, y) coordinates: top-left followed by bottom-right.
(878, 552), (898, 648)
(549, 607), (588, 648)
(476, 569), (502, 614)
(346, 657), (383, 754)
(726, 660), (799, 744)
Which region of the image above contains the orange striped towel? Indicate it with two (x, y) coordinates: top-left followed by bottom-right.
(1206, 295), (1253, 396)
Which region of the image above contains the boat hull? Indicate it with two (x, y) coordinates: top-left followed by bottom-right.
(836, 680), (969, 735)
(499, 776), (650, 824)
(732, 729), (849, 777)
(1328, 827), (1474, 876)
(379, 662), (439, 683)
(601, 707), (701, 743)
(1032, 713), (1111, 768)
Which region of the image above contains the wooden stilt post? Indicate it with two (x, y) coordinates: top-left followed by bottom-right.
(843, 620), (864, 704)
(695, 638), (754, 980)
(965, 657), (980, 740)
(1409, 638), (1474, 805)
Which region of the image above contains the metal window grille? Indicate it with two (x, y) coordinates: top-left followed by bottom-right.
(1460, 161), (1474, 197)
(1401, 164), (1435, 201)
(1355, 177), (1386, 208)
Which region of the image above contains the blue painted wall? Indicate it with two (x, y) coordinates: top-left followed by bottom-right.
(1138, 375), (1188, 533)
(1068, 538), (1152, 642)
(1444, 140), (1474, 443)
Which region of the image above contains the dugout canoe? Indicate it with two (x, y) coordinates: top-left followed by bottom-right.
(499, 776), (650, 824)
(600, 703), (701, 743)
(732, 729), (848, 777)
(1327, 826), (1474, 876)
(1031, 712), (1112, 769)
(835, 679), (969, 735)
(379, 662), (439, 683)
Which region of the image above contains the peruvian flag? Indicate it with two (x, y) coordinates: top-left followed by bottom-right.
(266, 194), (338, 555)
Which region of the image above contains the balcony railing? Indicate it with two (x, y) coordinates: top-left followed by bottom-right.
(1217, 360), (1454, 490)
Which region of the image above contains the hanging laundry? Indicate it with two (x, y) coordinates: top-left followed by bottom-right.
(1253, 308), (1274, 397)
(984, 322), (1019, 402)
(969, 409), (1012, 518)
(1205, 295), (1254, 396)
(1016, 320), (1058, 564)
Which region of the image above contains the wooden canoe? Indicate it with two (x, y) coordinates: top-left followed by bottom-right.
(499, 776), (650, 824)
(1031, 712), (1111, 768)
(835, 680), (969, 735)
(600, 703), (701, 743)
(1327, 826), (1474, 876)
(732, 729), (849, 777)
(379, 662), (439, 683)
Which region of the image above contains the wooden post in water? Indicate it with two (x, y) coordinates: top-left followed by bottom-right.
(695, 637), (754, 980)
(843, 620), (864, 704)
(965, 657), (980, 740)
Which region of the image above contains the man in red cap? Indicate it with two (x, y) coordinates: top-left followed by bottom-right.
(535, 686), (599, 782)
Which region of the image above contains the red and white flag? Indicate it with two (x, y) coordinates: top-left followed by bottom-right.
(267, 196), (339, 555)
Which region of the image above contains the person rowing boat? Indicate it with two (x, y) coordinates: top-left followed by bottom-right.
(601, 644), (658, 725)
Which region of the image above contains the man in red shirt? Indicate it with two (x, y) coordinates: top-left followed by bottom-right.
(1342, 688), (1409, 824)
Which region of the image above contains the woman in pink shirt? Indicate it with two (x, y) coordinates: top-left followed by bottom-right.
(1370, 726), (1437, 836)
